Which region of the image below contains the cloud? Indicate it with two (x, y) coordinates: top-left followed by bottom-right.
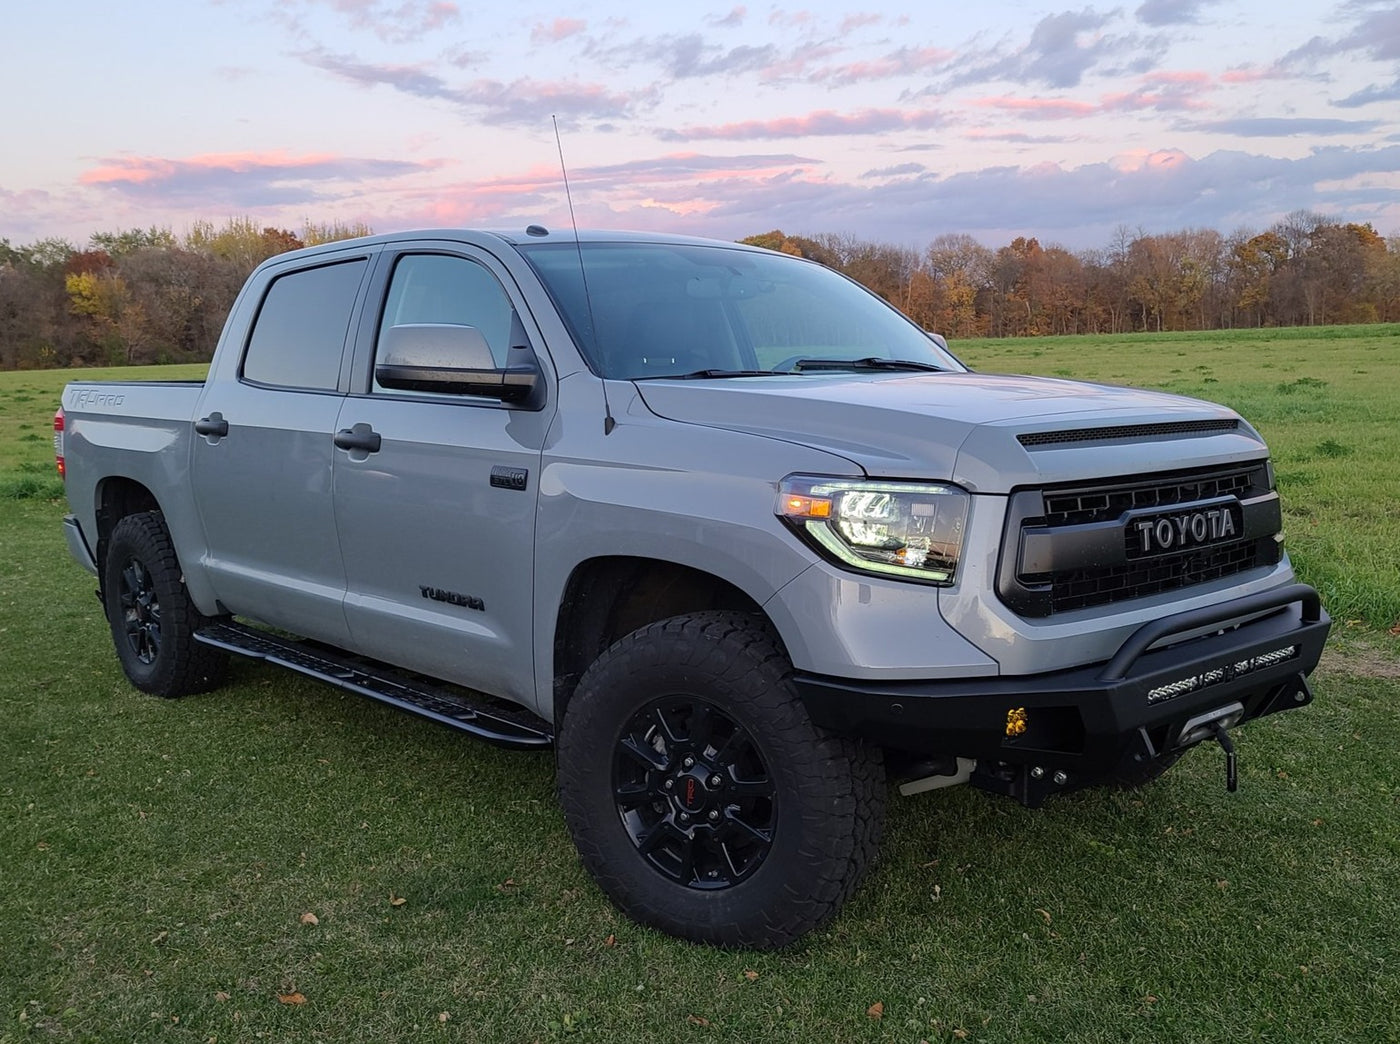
(1285, 3), (1400, 65)
(561, 144), (1400, 250)
(917, 8), (1169, 97)
(814, 46), (957, 86)
(1335, 78), (1400, 108)
(287, 0), (460, 44)
(1185, 117), (1382, 137)
(710, 6), (746, 27)
(531, 18), (586, 44)
(80, 150), (437, 207)
(658, 108), (951, 142)
(653, 33), (779, 78)
(861, 163), (927, 178)
(1134, 0), (1219, 27)
(298, 48), (648, 125)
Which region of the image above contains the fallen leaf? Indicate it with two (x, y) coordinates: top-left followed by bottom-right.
(299, 912), (319, 925)
(36, 841), (50, 851)
(867, 1001), (884, 1019)
(150, 931), (168, 945)
(1389, 622), (1400, 636)
(496, 878), (517, 892)
(953, 1029), (969, 1040)
(389, 894), (407, 907)
(438, 1011), (450, 1022)
(604, 934), (616, 947)
(743, 970), (759, 982)
(1035, 908), (1052, 925)
(277, 992), (307, 1005)
(214, 992), (230, 1003)
(1144, 995), (1158, 1004)
(686, 1014), (711, 1026)
(1216, 879), (1229, 890)
(1312, 819), (1324, 826)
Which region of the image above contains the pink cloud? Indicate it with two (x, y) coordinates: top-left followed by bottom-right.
(659, 108), (949, 141)
(531, 17), (586, 44)
(839, 12), (882, 33)
(1220, 64), (1292, 84)
(81, 150), (349, 186)
(817, 46), (956, 85)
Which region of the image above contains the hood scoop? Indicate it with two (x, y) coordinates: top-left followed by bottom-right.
(1018, 418), (1239, 449)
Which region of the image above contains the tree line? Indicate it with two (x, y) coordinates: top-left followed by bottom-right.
(743, 212), (1400, 339)
(0, 219), (371, 370)
(2, 212), (1398, 370)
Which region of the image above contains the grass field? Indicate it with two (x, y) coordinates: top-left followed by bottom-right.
(2, 332), (1397, 1043)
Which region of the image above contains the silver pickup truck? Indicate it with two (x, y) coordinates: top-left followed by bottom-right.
(57, 228), (1330, 948)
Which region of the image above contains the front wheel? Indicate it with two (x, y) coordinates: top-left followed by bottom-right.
(556, 612), (885, 948)
(103, 512), (227, 697)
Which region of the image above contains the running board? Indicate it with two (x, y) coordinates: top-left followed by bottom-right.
(195, 621), (553, 750)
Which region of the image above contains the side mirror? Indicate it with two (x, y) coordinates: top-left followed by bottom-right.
(375, 323), (540, 404)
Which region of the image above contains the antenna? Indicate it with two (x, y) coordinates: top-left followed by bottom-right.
(554, 115), (615, 435)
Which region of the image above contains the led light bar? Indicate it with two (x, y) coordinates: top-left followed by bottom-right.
(1146, 645), (1298, 704)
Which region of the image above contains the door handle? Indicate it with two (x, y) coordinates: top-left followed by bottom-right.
(195, 413), (229, 437)
(334, 424), (382, 453)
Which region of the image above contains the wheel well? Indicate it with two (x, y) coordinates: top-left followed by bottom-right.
(94, 477), (161, 577)
(552, 557), (770, 725)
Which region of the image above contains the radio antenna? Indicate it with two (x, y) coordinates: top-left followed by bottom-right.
(554, 115), (615, 435)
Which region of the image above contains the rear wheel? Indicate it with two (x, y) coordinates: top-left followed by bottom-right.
(103, 512), (226, 697)
(556, 612), (884, 948)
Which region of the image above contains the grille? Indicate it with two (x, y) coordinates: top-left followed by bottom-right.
(1006, 464), (1280, 616)
(1044, 469), (1255, 527)
(1050, 541), (1259, 615)
(1018, 419), (1239, 448)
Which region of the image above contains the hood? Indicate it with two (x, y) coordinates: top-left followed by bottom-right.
(634, 372), (1267, 492)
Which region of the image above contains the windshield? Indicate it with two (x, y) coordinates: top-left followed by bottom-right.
(518, 241), (966, 380)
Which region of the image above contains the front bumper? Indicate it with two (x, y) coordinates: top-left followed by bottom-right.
(794, 584), (1330, 806)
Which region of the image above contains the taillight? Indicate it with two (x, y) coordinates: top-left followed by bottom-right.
(53, 407), (65, 479)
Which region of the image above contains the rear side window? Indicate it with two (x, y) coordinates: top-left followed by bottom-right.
(243, 259), (367, 390)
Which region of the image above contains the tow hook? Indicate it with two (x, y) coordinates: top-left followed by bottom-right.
(1212, 723), (1238, 793)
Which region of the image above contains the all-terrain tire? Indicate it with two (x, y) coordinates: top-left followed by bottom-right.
(103, 512), (227, 697)
(556, 611), (885, 949)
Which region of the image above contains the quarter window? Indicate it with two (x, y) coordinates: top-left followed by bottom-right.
(242, 260), (367, 390)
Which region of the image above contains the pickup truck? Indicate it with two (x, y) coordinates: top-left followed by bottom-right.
(56, 227), (1330, 948)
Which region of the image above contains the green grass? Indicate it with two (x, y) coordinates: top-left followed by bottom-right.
(3, 343), (1399, 1042)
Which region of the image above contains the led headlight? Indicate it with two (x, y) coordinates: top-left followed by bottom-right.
(777, 476), (968, 584)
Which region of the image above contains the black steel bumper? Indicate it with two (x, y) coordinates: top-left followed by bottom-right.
(794, 584), (1330, 805)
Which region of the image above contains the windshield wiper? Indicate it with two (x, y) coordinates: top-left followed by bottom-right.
(635, 369), (787, 380)
(792, 356), (946, 373)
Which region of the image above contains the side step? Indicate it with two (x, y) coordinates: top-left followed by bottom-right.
(195, 621), (553, 750)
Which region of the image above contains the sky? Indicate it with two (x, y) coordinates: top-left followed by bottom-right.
(2, 0), (1399, 251)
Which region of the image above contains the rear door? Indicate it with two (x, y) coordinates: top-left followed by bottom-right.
(332, 243), (554, 704)
(190, 255), (370, 646)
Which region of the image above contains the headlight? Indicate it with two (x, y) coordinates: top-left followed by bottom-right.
(777, 476), (968, 584)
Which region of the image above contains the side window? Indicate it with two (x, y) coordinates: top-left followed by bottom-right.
(376, 254), (515, 372)
(243, 260), (366, 390)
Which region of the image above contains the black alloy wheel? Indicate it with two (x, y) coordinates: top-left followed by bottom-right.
(117, 555), (163, 665)
(557, 611), (885, 949)
(102, 512), (227, 697)
(613, 695), (775, 889)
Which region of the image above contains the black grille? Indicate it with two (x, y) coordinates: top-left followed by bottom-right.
(1049, 541), (1259, 614)
(1044, 470), (1255, 527)
(1018, 419), (1239, 448)
(1002, 463), (1281, 617)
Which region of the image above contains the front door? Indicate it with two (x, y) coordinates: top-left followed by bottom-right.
(332, 247), (553, 704)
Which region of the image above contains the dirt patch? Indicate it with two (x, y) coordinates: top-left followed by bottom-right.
(1318, 641), (1400, 680)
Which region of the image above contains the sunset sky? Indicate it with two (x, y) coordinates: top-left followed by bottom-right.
(3, 0), (1398, 250)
